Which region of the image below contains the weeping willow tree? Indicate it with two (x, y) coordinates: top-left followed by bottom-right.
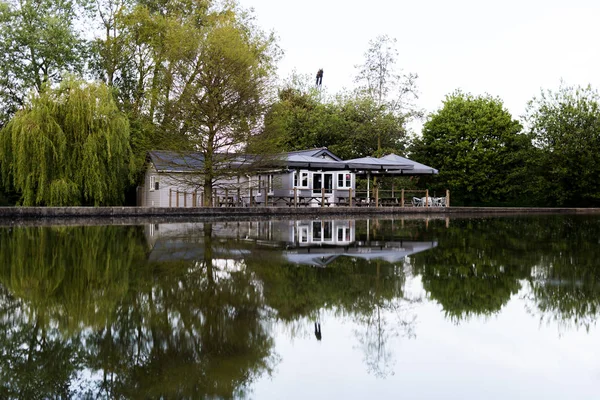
(0, 77), (134, 206)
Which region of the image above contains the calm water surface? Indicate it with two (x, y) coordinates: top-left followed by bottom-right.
(1, 215), (599, 399)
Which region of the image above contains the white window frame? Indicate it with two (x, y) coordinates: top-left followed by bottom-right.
(149, 175), (157, 191)
(299, 226), (309, 243)
(337, 172), (352, 189)
(268, 174), (274, 195)
(293, 170), (310, 188)
(256, 175), (263, 196)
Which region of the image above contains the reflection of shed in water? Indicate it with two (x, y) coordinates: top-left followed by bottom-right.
(145, 220), (437, 267)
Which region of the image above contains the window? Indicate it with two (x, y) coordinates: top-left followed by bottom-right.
(312, 221), (322, 241)
(337, 227), (351, 242)
(268, 174), (274, 194)
(149, 176), (159, 191)
(337, 173), (351, 188)
(299, 226), (309, 243)
(293, 171), (309, 188)
(323, 221), (333, 241)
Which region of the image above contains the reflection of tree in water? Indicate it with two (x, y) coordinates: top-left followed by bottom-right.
(410, 215), (600, 329)
(0, 224), (277, 398)
(352, 261), (417, 378)
(248, 250), (418, 378)
(522, 217), (600, 332)
(0, 285), (84, 399)
(409, 217), (537, 321)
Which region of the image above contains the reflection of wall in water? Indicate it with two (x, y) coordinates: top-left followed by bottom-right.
(292, 220), (354, 246)
(145, 220), (355, 247)
(144, 220), (437, 267)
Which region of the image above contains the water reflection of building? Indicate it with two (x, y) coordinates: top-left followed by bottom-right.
(145, 220), (437, 266)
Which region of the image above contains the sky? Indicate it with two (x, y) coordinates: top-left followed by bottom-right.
(238, 0), (600, 133)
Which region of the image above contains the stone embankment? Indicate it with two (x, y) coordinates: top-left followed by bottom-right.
(0, 205), (598, 225)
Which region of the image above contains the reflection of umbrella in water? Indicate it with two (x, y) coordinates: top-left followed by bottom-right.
(284, 241), (438, 267)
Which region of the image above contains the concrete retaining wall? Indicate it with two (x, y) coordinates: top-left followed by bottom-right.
(1, 206), (599, 220)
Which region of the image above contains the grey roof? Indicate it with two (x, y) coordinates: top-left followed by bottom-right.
(286, 148), (342, 161)
(286, 154), (348, 169)
(148, 149), (438, 175)
(148, 151), (205, 173)
(380, 154), (438, 175)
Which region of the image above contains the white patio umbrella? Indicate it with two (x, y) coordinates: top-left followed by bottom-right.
(379, 154), (438, 175)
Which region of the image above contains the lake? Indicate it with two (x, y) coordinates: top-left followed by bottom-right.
(1, 214), (599, 399)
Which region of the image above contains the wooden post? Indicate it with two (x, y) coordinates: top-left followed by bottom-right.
(169, 189), (172, 207)
(176, 190), (179, 207)
(264, 188), (268, 207)
(401, 189), (405, 208)
(446, 189), (450, 208)
(192, 191), (196, 207)
(391, 182), (395, 198)
(425, 189), (429, 207)
(367, 173), (370, 203)
(321, 187), (325, 208)
(184, 191), (187, 207)
(294, 187), (298, 208)
(375, 186), (379, 208)
(237, 188), (241, 207)
(250, 188), (253, 207)
(349, 188), (353, 207)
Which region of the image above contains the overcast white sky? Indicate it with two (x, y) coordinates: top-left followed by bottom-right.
(239, 0), (600, 132)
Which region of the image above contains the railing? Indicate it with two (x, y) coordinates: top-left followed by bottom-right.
(164, 187), (450, 208)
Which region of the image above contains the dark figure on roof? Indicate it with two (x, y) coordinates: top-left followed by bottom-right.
(316, 69), (323, 86)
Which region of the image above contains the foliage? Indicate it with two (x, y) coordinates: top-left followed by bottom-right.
(256, 86), (408, 160)
(411, 91), (532, 206)
(0, 0), (86, 124)
(354, 34), (421, 122)
(524, 83), (600, 206)
(0, 77), (134, 206)
(0, 223), (277, 398)
(98, 0), (280, 205)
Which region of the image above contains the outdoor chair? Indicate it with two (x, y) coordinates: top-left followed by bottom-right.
(412, 197), (423, 207)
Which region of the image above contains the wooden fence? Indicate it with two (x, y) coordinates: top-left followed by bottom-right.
(166, 187), (450, 208)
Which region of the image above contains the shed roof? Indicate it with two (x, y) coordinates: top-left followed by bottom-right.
(147, 149), (438, 175)
(148, 151), (204, 173)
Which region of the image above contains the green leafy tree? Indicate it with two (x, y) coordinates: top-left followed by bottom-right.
(0, 77), (134, 206)
(412, 91), (531, 206)
(101, 1), (278, 205)
(87, 0), (135, 87)
(0, 0), (86, 122)
(524, 83), (600, 206)
(334, 95), (407, 159)
(257, 85), (408, 160)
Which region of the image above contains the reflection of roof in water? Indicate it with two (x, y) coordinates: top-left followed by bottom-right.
(148, 238), (437, 267)
(283, 241), (438, 267)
